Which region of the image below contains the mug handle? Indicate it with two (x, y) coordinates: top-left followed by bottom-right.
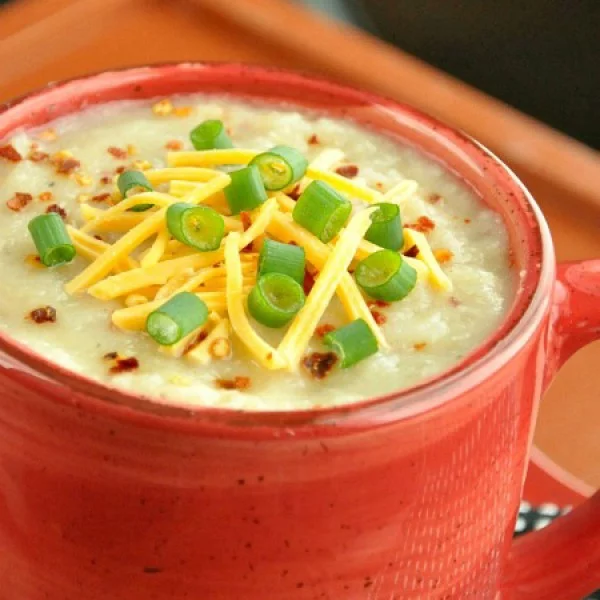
(501, 260), (600, 600)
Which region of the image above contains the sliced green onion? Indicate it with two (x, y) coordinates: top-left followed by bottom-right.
(248, 273), (305, 328)
(146, 292), (208, 345)
(190, 119), (233, 150)
(323, 319), (378, 368)
(365, 203), (403, 250)
(118, 170), (153, 197)
(354, 249), (417, 302)
(118, 171), (154, 212)
(28, 213), (76, 267)
(292, 180), (352, 243)
(258, 239), (305, 284)
(249, 145), (308, 191)
(166, 203), (225, 251)
(224, 165), (268, 215)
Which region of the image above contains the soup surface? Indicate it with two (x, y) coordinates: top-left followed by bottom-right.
(0, 96), (515, 410)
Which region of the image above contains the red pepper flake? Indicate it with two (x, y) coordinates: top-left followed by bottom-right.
(91, 193), (111, 203)
(28, 150), (49, 163)
(303, 271), (315, 295)
(335, 164), (359, 179)
(215, 376), (251, 390)
(240, 242), (254, 253)
(287, 184), (301, 201)
(107, 146), (128, 159)
(240, 211), (252, 231)
(508, 248), (517, 268)
(406, 216), (435, 234)
(115, 165), (126, 174)
(46, 204), (67, 220)
(0, 144), (22, 162)
(302, 351), (338, 379)
(93, 234), (104, 241)
(429, 193), (442, 204)
(404, 245), (419, 258)
(307, 134), (320, 145)
(315, 324), (335, 339)
(464, 218), (471, 224)
(370, 310), (387, 325)
(184, 330), (209, 354)
(56, 158), (80, 175)
(413, 342), (427, 351)
(27, 306), (57, 324)
(99, 175), (112, 185)
(165, 139), (183, 151)
(367, 299), (390, 309)
(38, 191), (53, 202)
(433, 248), (454, 264)
(109, 356), (139, 374)
(25, 254), (42, 268)
(6, 192), (33, 212)
(103, 351), (119, 360)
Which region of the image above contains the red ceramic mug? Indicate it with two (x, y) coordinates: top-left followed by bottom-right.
(0, 64), (598, 600)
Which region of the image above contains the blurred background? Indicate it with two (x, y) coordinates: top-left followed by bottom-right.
(0, 0), (599, 499)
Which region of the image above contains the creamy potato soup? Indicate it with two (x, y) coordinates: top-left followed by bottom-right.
(0, 96), (514, 410)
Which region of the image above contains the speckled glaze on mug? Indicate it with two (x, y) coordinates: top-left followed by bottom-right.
(0, 64), (597, 600)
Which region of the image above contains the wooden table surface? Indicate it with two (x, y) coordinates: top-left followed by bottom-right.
(1, 0), (599, 490)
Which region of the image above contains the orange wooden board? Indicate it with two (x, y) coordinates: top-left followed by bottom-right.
(0, 0), (598, 489)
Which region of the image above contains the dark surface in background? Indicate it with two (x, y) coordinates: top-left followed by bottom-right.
(355, 0), (599, 149)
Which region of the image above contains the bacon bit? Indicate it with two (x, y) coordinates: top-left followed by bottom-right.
(209, 338), (232, 360)
(103, 351), (119, 360)
(173, 106), (193, 118)
(115, 165), (126, 175)
(107, 146), (127, 159)
(28, 150), (49, 163)
(215, 376), (251, 390)
(27, 306), (57, 324)
(132, 159), (152, 171)
(0, 144), (22, 162)
(46, 204), (67, 220)
(406, 216), (435, 234)
(91, 192), (111, 203)
(25, 254), (42, 268)
(54, 156), (80, 175)
(315, 324), (335, 339)
(152, 99), (173, 116)
(335, 164), (359, 179)
(99, 175), (113, 185)
(126, 144), (137, 156)
(6, 192), (33, 212)
(449, 296), (461, 307)
(240, 211), (252, 231)
(109, 356), (140, 374)
(428, 193), (442, 204)
(307, 134), (320, 145)
(165, 139), (183, 151)
(303, 271), (316, 295)
(370, 310), (387, 325)
(413, 342), (427, 351)
(404, 245), (419, 258)
(464, 218), (471, 224)
(302, 352), (338, 380)
(367, 299), (390, 309)
(287, 184), (301, 201)
(38, 128), (57, 141)
(38, 191), (53, 202)
(433, 248), (454, 264)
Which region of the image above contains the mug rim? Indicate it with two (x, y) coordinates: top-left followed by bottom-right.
(0, 62), (555, 430)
